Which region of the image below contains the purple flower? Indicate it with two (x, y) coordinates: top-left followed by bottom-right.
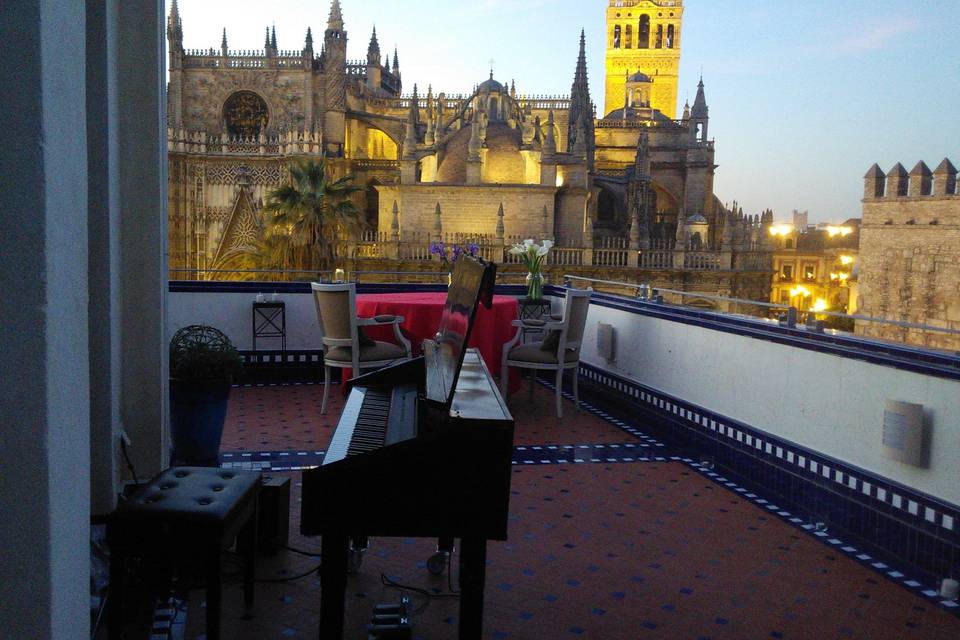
(468, 243), (480, 255)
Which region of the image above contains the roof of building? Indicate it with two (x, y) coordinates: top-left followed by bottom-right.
(627, 71), (652, 83)
(478, 72), (504, 94)
(603, 106), (674, 125)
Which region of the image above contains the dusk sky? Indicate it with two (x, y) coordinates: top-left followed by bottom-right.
(167, 0), (960, 223)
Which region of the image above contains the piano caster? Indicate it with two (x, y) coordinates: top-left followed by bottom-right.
(427, 551), (450, 576)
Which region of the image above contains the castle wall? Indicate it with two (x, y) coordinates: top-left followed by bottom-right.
(859, 188), (960, 351)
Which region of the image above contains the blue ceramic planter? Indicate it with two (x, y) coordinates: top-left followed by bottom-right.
(169, 379), (231, 466)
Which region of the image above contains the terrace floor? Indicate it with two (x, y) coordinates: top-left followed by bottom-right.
(158, 381), (960, 639)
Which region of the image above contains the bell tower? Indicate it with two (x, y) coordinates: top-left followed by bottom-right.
(604, 0), (683, 119)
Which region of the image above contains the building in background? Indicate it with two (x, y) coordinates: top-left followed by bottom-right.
(166, 0), (773, 306)
(858, 160), (960, 351)
(769, 220), (860, 318)
(792, 209), (809, 232)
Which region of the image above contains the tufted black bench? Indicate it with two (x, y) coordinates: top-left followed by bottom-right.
(108, 467), (261, 640)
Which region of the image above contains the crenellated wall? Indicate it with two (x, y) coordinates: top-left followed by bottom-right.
(859, 160), (960, 351)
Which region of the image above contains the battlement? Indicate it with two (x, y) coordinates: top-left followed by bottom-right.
(864, 159), (958, 200)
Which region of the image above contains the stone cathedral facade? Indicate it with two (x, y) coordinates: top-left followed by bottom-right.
(167, 0), (772, 305)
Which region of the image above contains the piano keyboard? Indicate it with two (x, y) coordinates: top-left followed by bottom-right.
(322, 387), (392, 465)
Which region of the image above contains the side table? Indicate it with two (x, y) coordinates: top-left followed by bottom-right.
(518, 299), (552, 343)
(253, 302), (286, 350)
(518, 298), (551, 321)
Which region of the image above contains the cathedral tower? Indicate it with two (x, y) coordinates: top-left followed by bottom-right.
(603, 0), (683, 119)
(324, 0), (348, 155)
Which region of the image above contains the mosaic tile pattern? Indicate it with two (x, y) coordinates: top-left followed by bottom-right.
(184, 462), (960, 640)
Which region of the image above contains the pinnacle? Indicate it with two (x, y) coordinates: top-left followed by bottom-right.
(934, 158), (957, 174)
(864, 163), (884, 178)
(887, 162), (908, 176)
(328, 0), (344, 30)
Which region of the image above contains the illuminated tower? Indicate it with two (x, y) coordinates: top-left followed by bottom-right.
(603, 0), (683, 119)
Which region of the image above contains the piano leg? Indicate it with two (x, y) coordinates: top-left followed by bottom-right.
(458, 537), (487, 640)
(319, 533), (349, 639)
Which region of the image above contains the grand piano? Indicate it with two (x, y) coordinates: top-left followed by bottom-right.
(301, 257), (516, 640)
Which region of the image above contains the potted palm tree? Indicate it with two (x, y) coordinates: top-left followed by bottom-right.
(169, 325), (244, 466)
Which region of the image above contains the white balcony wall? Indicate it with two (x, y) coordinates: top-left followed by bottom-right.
(578, 302), (960, 507)
(169, 290), (321, 350)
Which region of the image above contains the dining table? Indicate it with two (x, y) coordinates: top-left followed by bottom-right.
(355, 292), (522, 394)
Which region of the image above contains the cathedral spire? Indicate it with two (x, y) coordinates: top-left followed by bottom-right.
(221, 28), (229, 55)
(167, 0), (184, 50)
(568, 29), (594, 169)
(271, 25), (277, 51)
(328, 0), (344, 32)
(367, 25), (381, 65)
(304, 27), (314, 52)
(691, 77), (708, 119)
(392, 47), (400, 75)
(265, 26), (272, 52)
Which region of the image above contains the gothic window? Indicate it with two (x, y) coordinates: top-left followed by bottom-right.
(667, 25), (675, 49)
(656, 25), (664, 48)
(613, 25), (621, 49)
(223, 91), (269, 138)
(625, 25), (633, 49)
(365, 181), (380, 230)
(597, 189), (618, 226)
(639, 16), (650, 49)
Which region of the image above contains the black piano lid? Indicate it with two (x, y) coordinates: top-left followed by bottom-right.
(423, 256), (497, 410)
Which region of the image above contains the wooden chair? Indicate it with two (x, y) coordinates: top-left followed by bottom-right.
(311, 282), (412, 414)
(500, 288), (592, 418)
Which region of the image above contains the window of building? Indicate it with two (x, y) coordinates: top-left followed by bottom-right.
(666, 24), (675, 48)
(625, 25), (633, 48)
(781, 264), (794, 280)
(785, 238), (794, 249)
(803, 264), (816, 281)
(613, 25), (621, 48)
(639, 16), (650, 48)
(779, 290), (791, 304)
(656, 25), (664, 48)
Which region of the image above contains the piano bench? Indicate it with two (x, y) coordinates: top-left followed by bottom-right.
(107, 467), (262, 640)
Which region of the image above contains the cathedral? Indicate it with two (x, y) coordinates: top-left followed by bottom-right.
(167, 0), (772, 303)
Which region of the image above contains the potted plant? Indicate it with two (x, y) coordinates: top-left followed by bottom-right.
(169, 325), (244, 466)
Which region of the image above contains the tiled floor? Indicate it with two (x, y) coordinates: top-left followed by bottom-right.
(170, 382), (960, 639)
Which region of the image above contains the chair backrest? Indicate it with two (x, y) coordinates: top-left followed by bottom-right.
(310, 282), (358, 358)
(559, 288), (592, 352)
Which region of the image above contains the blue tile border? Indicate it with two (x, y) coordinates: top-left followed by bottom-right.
(574, 361), (960, 591)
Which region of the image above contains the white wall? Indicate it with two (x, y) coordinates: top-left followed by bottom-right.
(579, 303), (960, 507)
(169, 290), (322, 351)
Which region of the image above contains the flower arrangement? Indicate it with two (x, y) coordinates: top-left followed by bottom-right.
(508, 239), (554, 300)
(430, 242), (481, 268)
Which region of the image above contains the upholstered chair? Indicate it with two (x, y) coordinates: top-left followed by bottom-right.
(500, 288), (592, 418)
(311, 283), (412, 414)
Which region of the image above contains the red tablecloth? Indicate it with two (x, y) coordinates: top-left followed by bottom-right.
(356, 292), (520, 390)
